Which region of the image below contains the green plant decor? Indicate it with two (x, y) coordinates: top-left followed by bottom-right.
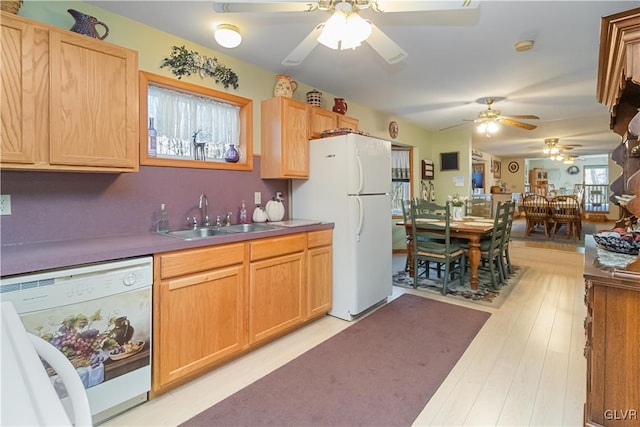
(161, 45), (239, 89)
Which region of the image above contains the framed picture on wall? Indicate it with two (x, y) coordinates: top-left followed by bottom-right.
(440, 152), (459, 171)
(492, 160), (501, 179)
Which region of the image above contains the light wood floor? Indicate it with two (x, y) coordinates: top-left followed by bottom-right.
(104, 242), (587, 427)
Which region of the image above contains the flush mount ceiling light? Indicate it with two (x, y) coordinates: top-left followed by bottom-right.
(214, 24), (242, 48)
(514, 39), (534, 52)
(317, 1), (372, 50)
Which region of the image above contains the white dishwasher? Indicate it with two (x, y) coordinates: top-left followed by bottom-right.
(0, 256), (153, 425)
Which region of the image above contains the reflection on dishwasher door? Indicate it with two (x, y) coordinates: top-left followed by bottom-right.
(0, 256), (153, 424)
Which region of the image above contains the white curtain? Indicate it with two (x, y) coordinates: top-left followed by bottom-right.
(392, 150), (410, 181)
(148, 85), (240, 160)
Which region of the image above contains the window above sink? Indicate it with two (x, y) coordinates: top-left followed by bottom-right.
(139, 71), (253, 171)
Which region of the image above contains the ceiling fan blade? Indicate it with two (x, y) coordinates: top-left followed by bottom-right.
(281, 23), (324, 66)
(366, 22), (407, 64)
(213, 1), (317, 13)
(499, 118), (537, 131)
(500, 114), (540, 120)
(374, 0), (478, 13)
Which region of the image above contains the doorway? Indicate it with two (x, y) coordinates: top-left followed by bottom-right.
(472, 163), (486, 194)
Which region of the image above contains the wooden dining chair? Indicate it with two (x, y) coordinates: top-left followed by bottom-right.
(549, 195), (582, 240)
(521, 193), (551, 238)
(458, 201), (511, 289)
(465, 196), (493, 218)
(409, 199), (465, 295)
(499, 201), (517, 280)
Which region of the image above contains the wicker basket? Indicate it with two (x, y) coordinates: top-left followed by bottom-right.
(1, 0), (23, 14)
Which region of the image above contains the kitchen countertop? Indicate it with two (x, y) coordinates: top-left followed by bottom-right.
(1, 222), (334, 277)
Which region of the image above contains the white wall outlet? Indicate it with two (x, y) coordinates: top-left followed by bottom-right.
(254, 192), (261, 205)
(0, 195), (11, 215)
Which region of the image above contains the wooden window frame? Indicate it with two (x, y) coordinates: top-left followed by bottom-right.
(139, 71), (253, 170)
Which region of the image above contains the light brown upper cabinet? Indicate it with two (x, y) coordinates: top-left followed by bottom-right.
(139, 71), (253, 171)
(308, 107), (359, 139)
(261, 96), (310, 179)
(0, 12), (139, 173)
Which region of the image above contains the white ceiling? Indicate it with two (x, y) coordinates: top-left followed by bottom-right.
(88, 0), (639, 158)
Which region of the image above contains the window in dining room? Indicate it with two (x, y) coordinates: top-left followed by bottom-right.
(391, 147), (412, 216)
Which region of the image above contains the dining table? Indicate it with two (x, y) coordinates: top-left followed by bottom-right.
(398, 216), (494, 291)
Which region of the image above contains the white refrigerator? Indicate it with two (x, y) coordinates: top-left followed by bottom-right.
(292, 133), (392, 321)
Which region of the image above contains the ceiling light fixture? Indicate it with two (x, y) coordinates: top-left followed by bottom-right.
(514, 39), (534, 52)
(476, 120), (500, 137)
(317, 2), (371, 50)
(214, 24), (242, 48)
(543, 138), (560, 155)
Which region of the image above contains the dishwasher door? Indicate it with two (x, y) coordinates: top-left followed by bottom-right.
(0, 256), (153, 424)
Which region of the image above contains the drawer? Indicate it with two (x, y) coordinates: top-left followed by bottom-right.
(158, 243), (245, 279)
(307, 229), (332, 249)
(250, 234), (306, 261)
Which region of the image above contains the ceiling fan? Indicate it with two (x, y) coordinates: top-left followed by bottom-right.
(212, 0), (478, 65)
(527, 137), (583, 161)
(441, 96), (540, 135)
(472, 97), (540, 136)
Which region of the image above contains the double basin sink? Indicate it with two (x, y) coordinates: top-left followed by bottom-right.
(159, 223), (279, 241)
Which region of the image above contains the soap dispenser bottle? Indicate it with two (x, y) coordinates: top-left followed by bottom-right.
(239, 201), (248, 224)
(157, 203), (169, 232)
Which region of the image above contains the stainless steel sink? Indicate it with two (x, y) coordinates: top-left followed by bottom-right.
(159, 223), (278, 240)
(221, 223), (278, 233)
(160, 227), (230, 241)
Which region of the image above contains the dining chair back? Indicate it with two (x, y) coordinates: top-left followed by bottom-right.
(477, 200), (511, 288)
(409, 199), (465, 295)
(521, 193), (551, 237)
(466, 196), (493, 218)
(549, 195), (582, 240)
(500, 201), (516, 279)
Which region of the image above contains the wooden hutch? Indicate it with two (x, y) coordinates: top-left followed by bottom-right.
(583, 7), (640, 427)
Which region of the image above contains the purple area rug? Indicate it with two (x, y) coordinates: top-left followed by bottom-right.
(180, 294), (490, 427)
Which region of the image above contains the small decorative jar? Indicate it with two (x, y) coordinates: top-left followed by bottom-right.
(332, 98), (348, 115)
(224, 144), (240, 163)
(274, 75), (298, 98)
(306, 89), (322, 107)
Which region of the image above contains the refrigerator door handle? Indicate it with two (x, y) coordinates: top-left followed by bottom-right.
(356, 196), (363, 242)
(355, 150), (364, 194)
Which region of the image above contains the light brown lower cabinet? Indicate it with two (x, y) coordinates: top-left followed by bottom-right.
(248, 234), (306, 345)
(152, 229), (333, 394)
(307, 230), (333, 318)
(153, 243), (246, 391)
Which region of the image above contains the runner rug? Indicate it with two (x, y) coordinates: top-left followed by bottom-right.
(180, 294), (491, 427)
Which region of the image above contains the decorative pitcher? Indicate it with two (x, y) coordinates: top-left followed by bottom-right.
(332, 98), (348, 115)
(274, 75), (298, 98)
(68, 9), (109, 40)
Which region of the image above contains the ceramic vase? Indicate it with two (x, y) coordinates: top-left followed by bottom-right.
(274, 75), (298, 98)
(224, 144), (240, 163)
(306, 89), (322, 107)
(452, 206), (464, 221)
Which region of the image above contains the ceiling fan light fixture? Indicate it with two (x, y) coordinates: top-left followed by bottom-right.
(476, 120), (499, 137)
(564, 156), (575, 164)
(214, 24), (241, 48)
(318, 8), (371, 51)
(318, 10), (347, 49)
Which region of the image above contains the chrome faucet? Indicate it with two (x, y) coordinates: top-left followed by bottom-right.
(198, 194), (209, 226)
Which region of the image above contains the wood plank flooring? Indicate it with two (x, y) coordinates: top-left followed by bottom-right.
(103, 242), (587, 427)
